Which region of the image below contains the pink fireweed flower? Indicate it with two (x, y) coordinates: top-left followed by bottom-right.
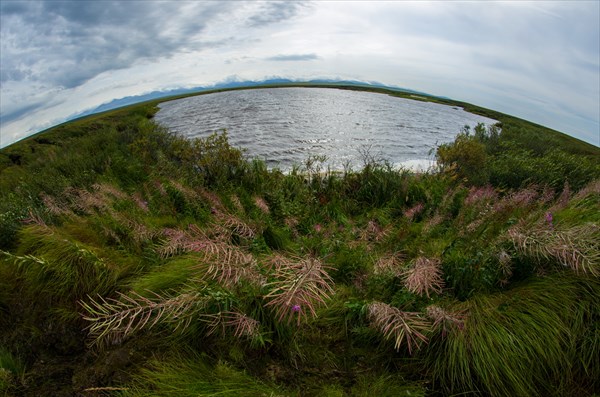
(545, 212), (553, 227)
(291, 304), (301, 312)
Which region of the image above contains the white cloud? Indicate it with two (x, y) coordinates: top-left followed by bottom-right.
(1, 0), (598, 148)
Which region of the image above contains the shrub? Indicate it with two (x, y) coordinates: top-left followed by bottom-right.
(437, 131), (488, 185)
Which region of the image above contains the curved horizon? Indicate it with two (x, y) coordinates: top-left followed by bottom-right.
(1, 1), (598, 148)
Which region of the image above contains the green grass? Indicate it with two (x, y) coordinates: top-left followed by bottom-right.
(120, 352), (285, 397)
(424, 275), (599, 396)
(0, 85), (599, 396)
(0, 348), (24, 395)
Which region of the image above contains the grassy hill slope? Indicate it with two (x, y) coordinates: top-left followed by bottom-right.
(1, 87), (599, 396)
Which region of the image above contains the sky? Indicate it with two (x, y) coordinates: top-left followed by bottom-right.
(1, 0), (599, 148)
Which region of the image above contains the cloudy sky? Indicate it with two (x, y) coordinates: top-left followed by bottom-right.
(1, 0), (599, 148)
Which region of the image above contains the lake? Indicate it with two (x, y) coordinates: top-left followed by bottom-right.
(155, 87), (497, 171)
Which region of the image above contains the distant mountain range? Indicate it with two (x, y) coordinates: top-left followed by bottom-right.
(71, 79), (443, 120)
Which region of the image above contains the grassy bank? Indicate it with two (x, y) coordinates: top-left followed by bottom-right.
(1, 87), (599, 396)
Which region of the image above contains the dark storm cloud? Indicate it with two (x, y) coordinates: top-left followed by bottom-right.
(1, 1), (598, 148)
(247, 1), (310, 27)
(0, 103), (43, 125)
(266, 54), (319, 61)
(0, 1), (29, 15)
(0, 1), (235, 88)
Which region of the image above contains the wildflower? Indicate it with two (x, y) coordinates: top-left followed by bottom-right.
(292, 304), (301, 312)
(314, 224), (322, 233)
(545, 212), (553, 227)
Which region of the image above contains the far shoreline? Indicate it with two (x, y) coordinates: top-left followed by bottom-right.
(2, 82), (599, 156)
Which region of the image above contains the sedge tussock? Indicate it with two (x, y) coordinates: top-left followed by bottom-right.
(508, 223), (600, 276)
(572, 178), (600, 201)
(65, 187), (112, 214)
(80, 290), (208, 347)
(464, 185), (498, 206)
(402, 257), (445, 297)
(230, 194), (245, 213)
(373, 252), (405, 276)
(403, 202), (425, 221)
(426, 305), (466, 336)
(92, 183), (127, 200)
(426, 277), (595, 396)
(6, 225), (112, 299)
(204, 310), (260, 339)
(131, 192), (149, 212)
(157, 225), (219, 258)
(124, 354), (281, 396)
(359, 219), (390, 243)
(197, 245), (264, 288)
(40, 193), (72, 216)
(253, 196), (270, 214)
(367, 301), (430, 353)
(264, 256), (334, 325)
(216, 213), (257, 240)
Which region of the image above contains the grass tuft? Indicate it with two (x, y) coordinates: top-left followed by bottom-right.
(367, 301), (430, 353)
(508, 223), (600, 276)
(121, 352), (283, 397)
(425, 275), (599, 396)
(80, 289), (210, 347)
(402, 257), (445, 297)
(264, 256), (335, 325)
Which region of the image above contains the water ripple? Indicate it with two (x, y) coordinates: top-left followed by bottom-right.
(155, 87), (497, 171)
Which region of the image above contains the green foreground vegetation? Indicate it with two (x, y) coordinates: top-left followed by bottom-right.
(1, 87), (599, 396)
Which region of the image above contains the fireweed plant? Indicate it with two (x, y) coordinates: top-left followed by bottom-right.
(0, 89), (599, 396)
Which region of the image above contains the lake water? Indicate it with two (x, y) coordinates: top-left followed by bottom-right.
(155, 87), (497, 171)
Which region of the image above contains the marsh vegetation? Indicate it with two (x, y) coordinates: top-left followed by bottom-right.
(1, 87), (599, 396)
